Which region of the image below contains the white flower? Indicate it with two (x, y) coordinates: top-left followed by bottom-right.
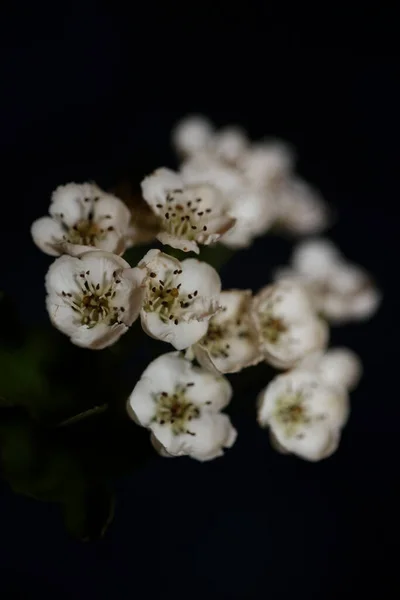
(31, 182), (131, 257)
(252, 280), (329, 369)
(141, 168), (235, 254)
(274, 178), (330, 235)
(257, 369), (349, 461)
(139, 250), (221, 350)
(274, 238), (381, 323)
(181, 154), (276, 248)
(237, 140), (295, 192)
(172, 115), (214, 158)
(127, 352), (237, 461)
(45, 250), (145, 349)
(193, 290), (263, 374)
(211, 126), (248, 165)
(298, 347), (362, 392)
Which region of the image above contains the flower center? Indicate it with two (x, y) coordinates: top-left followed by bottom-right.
(274, 391), (308, 437)
(143, 269), (199, 325)
(156, 189), (212, 240)
(153, 383), (200, 435)
(55, 195), (115, 247)
(260, 312), (287, 344)
(61, 269), (125, 328)
(201, 314), (250, 359)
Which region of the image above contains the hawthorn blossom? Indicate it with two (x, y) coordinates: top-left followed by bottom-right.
(298, 347), (362, 392)
(257, 369), (349, 462)
(127, 352), (237, 461)
(181, 153), (276, 248)
(32, 182), (131, 257)
(274, 178), (330, 235)
(274, 238), (381, 323)
(237, 140), (295, 193)
(252, 280), (328, 369)
(141, 168), (235, 254)
(193, 290), (263, 374)
(139, 250), (221, 350)
(45, 250), (145, 349)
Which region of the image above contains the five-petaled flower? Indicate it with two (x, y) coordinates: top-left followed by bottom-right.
(193, 290), (263, 374)
(141, 168), (235, 254)
(257, 368), (349, 462)
(45, 250), (145, 349)
(252, 280), (328, 369)
(274, 238), (381, 323)
(139, 250), (221, 350)
(298, 347), (362, 392)
(127, 352), (237, 461)
(32, 182), (132, 257)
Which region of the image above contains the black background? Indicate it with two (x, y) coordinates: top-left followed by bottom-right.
(1, 4), (399, 599)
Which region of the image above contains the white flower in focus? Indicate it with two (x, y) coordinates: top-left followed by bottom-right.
(182, 154), (276, 248)
(274, 238), (381, 323)
(275, 178), (330, 235)
(45, 250), (145, 349)
(127, 352), (236, 461)
(252, 281), (329, 369)
(139, 250), (221, 350)
(141, 168), (235, 254)
(299, 347), (362, 392)
(258, 369), (349, 461)
(193, 290), (263, 374)
(32, 182), (131, 256)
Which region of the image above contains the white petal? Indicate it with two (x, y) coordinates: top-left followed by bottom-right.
(132, 352), (191, 393)
(45, 294), (78, 336)
(45, 255), (83, 296)
(179, 258), (221, 302)
(77, 251), (130, 285)
(141, 168), (183, 211)
(172, 115), (214, 157)
(94, 193), (131, 231)
(156, 231), (200, 254)
(49, 182), (98, 226)
(179, 413), (237, 461)
(255, 281), (315, 324)
(141, 312), (209, 350)
(212, 290), (250, 324)
(349, 287), (381, 320)
(71, 321), (128, 349)
(318, 348), (362, 391)
(275, 423), (340, 462)
(182, 153), (245, 196)
(239, 140), (294, 189)
(31, 217), (65, 256)
(195, 336), (263, 374)
(292, 238), (341, 277)
(138, 249), (181, 282)
(277, 179), (329, 234)
(185, 368), (232, 411)
(212, 126), (248, 163)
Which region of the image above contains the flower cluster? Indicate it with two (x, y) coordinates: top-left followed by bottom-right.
(31, 114), (381, 463)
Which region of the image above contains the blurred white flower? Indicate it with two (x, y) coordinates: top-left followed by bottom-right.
(181, 154), (276, 248)
(237, 140), (295, 192)
(141, 168), (235, 254)
(32, 182), (131, 257)
(299, 347), (362, 392)
(252, 280), (328, 369)
(274, 238), (381, 323)
(172, 115), (214, 158)
(257, 369), (349, 461)
(45, 250), (145, 349)
(127, 352), (237, 461)
(274, 178), (330, 235)
(193, 290), (263, 374)
(139, 250), (221, 350)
